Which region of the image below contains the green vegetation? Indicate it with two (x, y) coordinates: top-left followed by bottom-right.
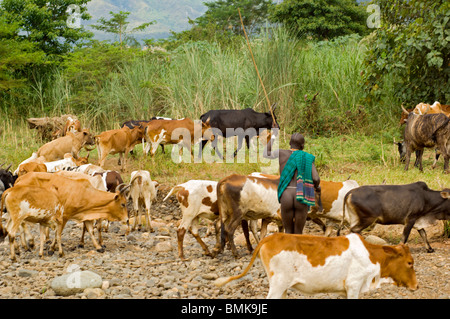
(364, 0), (449, 105)
(0, 0), (448, 195)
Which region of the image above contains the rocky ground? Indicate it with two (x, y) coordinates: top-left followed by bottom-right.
(0, 188), (448, 300)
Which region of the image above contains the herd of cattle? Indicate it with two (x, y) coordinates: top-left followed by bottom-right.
(0, 101), (448, 299)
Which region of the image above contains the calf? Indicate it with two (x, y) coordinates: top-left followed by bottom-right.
(92, 170), (124, 192)
(143, 118), (214, 158)
(36, 129), (95, 162)
(128, 170), (158, 233)
(338, 182), (450, 252)
(212, 174), (283, 258)
(214, 233), (418, 299)
(1, 172), (129, 260)
(95, 125), (144, 171)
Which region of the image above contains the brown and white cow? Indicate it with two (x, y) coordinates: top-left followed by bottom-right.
(163, 180), (220, 259)
(143, 118), (214, 158)
(212, 174), (283, 258)
(1, 172), (129, 260)
(95, 125), (144, 171)
(214, 233), (418, 299)
(36, 129), (94, 162)
(308, 179), (360, 236)
(165, 176), (278, 260)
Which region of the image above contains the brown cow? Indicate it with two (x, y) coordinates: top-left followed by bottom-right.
(95, 126), (144, 171)
(143, 118), (214, 158)
(1, 172), (129, 260)
(37, 129), (94, 162)
(214, 233), (418, 299)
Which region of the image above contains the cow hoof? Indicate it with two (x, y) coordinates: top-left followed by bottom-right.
(97, 248), (105, 253)
(426, 248), (435, 253)
(78, 244), (84, 248)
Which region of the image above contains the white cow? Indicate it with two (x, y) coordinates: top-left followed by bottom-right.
(128, 170), (159, 232)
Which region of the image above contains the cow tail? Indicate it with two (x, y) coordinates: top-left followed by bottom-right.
(162, 185), (183, 202)
(214, 236), (267, 287)
(337, 190), (351, 236)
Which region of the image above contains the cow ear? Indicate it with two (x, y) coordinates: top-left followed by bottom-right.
(440, 191), (450, 199)
(382, 245), (398, 256)
(114, 194), (120, 201)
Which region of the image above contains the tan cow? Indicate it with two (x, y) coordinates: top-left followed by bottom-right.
(214, 233), (418, 299)
(17, 162), (47, 177)
(36, 129), (94, 162)
(95, 125), (144, 171)
(413, 101), (450, 116)
(1, 172), (129, 261)
(143, 118), (214, 158)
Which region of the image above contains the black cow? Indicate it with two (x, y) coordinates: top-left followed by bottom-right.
(198, 106), (279, 159)
(402, 112), (450, 173)
(338, 182), (450, 253)
(0, 163), (18, 202)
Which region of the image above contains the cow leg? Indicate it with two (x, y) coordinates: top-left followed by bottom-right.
(55, 222), (65, 257)
(401, 219), (416, 247)
(197, 139), (208, 159)
(431, 149), (440, 169)
(241, 220), (253, 253)
(39, 224), (47, 258)
(143, 197), (153, 232)
(249, 219), (260, 243)
(190, 218), (212, 257)
(404, 147), (413, 171)
(417, 228), (434, 253)
(260, 219), (270, 240)
(177, 227), (188, 260)
(96, 220), (105, 248)
(226, 216), (242, 258)
(84, 220), (104, 253)
(416, 149), (424, 171)
(79, 223), (86, 248)
(9, 234), (17, 261)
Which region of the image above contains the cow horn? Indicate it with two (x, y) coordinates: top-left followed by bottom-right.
(5, 164), (12, 171)
(270, 103), (277, 111)
(401, 105), (409, 115)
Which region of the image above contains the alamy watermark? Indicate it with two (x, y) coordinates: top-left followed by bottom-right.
(66, 4), (81, 29)
(367, 4), (381, 29)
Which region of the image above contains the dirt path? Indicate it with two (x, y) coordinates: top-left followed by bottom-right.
(0, 189), (448, 299)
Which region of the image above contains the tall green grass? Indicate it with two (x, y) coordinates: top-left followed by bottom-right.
(0, 28), (401, 136)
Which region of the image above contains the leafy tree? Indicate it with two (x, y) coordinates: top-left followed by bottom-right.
(0, 15), (45, 91)
(364, 0), (449, 104)
(269, 0), (369, 40)
(196, 0), (273, 34)
(91, 11), (155, 48)
(0, 0), (92, 59)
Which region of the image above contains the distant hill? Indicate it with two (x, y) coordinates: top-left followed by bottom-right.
(85, 0), (209, 41)
(85, 0), (369, 42)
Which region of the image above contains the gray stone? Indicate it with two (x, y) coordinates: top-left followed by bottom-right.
(17, 269), (38, 277)
(50, 271), (103, 296)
